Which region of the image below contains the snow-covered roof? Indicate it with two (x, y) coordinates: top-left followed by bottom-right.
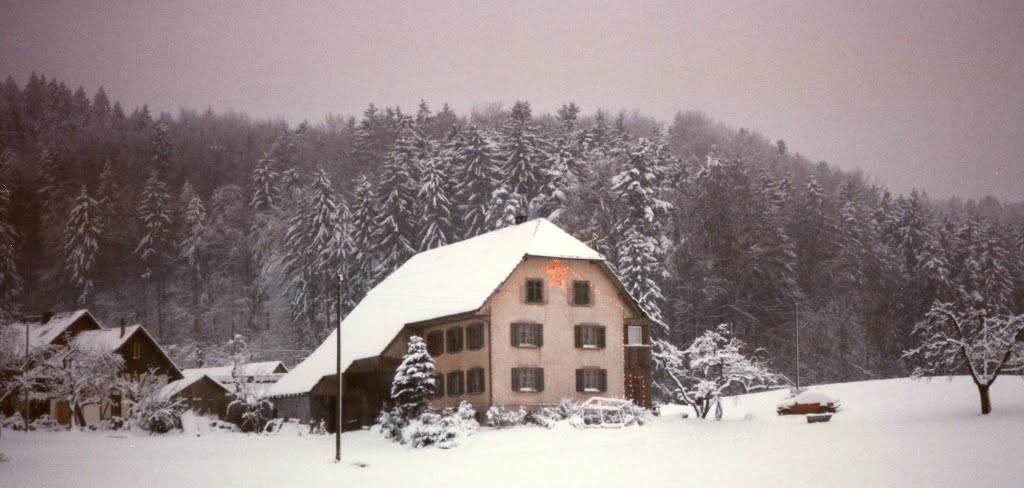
(160, 373), (230, 400)
(72, 324), (143, 354)
(182, 361), (289, 381)
(268, 218), (605, 397)
(1, 310), (97, 356)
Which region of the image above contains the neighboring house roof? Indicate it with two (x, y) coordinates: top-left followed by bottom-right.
(182, 361), (289, 381)
(268, 218), (611, 397)
(160, 373), (231, 401)
(0, 310), (99, 357)
(71, 324), (143, 354)
(72, 323), (184, 381)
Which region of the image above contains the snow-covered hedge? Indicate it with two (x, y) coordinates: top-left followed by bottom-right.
(374, 401), (479, 449)
(485, 405), (529, 428)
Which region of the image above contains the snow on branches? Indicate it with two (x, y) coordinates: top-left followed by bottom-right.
(653, 324), (784, 419)
(903, 300), (1024, 414)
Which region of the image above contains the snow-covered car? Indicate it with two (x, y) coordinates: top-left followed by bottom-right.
(776, 390), (841, 415)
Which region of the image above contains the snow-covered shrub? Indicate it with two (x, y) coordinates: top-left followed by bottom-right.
(98, 416), (128, 431)
(485, 405), (528, 428)
(624, 402), (650, 426)
(373, 406), (404, 440)
(400, 401), (479, 449)
(557, 398), (583, 419)
(308, 419), (327, 435)
(226, 393), (273, 433)
(29, 414), (60, 431)
(125, 373), (186, 433)
(1, 412), (24, 431)
(211, 419), (240, 433)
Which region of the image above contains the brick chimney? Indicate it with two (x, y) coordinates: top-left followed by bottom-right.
(120, 318), (126, 338)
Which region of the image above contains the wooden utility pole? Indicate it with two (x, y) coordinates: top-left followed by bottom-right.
(24, 321), (29, 431)
(795, 302), (801, 391)
(336, 274), (344, 462)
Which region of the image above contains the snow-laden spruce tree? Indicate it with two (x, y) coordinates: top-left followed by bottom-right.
(416, 156), (454, 251)
(349, 176), (382, 301)
(611, 138), (671, 322)
(0, 180), (23, 320)
(499, 101), (547, 203)
(178, 185), (207, 313)
(250, 151), (279, 212)
(452, 125), (500, 239)
(283, 167), (345, 345)
(136, 169), (172, 335)
(64, 185), (102, 305)
(376, 129), (420, 274)
(390, 335), (438, 420)
(904, 301), (1023, 414)
(484, 186), (525, 230)
(653, 325), (783, 419)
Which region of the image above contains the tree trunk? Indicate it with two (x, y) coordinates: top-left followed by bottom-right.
(978, 383), (992, 415)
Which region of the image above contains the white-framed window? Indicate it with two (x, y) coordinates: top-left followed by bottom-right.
(627, 326), (643, 346)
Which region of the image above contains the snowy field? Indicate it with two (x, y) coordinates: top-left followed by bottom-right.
(2, 376), (1023, 488)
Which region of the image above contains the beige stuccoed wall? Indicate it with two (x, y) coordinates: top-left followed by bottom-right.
(488, 257), (637, 407)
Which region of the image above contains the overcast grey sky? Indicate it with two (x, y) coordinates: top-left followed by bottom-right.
(2, 0), (1022, 200)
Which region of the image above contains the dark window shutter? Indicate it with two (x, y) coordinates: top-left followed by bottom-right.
(511, 368), (519, 391)
(599, 369), (607, 392)
(535, 368), (544, 392)
(536, 324), (543, 347)
(511, 323), (519, 347)
(575, 369), (583, 392)
(574, 325), (582, 348)
(436, 373), (445, 398)
(597, 326), (606, 349)
(623, 324), (629, 345)
(459, 371), (465, 394)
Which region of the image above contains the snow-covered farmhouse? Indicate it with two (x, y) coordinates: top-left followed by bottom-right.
(0, 310), (183, 426)
(267, 219), (655, 432)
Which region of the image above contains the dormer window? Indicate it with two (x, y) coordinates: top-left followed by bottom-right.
(525, 279), (544, 304)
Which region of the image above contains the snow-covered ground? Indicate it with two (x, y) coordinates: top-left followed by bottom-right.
(3, 376), (1023, 488)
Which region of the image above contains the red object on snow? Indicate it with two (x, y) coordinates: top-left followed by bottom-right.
(777, 390), (841, 415)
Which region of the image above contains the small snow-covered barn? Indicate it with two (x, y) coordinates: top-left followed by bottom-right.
(267, 219), (656, 432)
(180, 361), (289, 394)
(160, 374), (232, 418)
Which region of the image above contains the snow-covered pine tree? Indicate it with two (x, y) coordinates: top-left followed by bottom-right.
(416, 156), (454, 251)
(136, 170), (172, 335)
(179, 186), (207, 314)
(534, 137), (578, 222)
(499, 101), (547, 204)
(794, 176), (840, 300)
(151, 120), (173, 174)
(484, 186), (525, 230)
(349, 176), (383, 302)
(283, 167), (344, 345)
(452, 125), (500, 239)
(0, 180), (23, 319)
(376, 128), (420, 274)
(390, 335), (437, 420)
(64, 185), (102, 305)
(250, 151), (279, 212)
(611, 138), (671, 323)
